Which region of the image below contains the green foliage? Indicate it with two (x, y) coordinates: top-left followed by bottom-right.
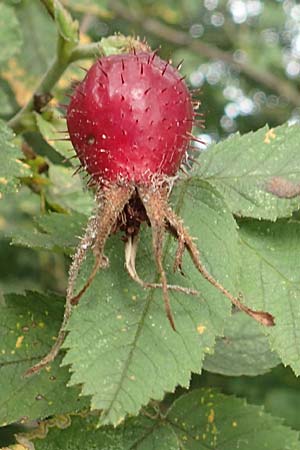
(9, 211), (85, 252)
(12, 0), (56, 76)
(203, 313), (280, 376)
(0, 121), (30, 196)
(0, 291), (88, 426)
(197, 124), (300, 220)
(0, 4), (22, 65)
(1, 0), (300, 448)
(52, 0), (79, 44)
(34, 113), (72, 162)
(63, 180), (235, 425)
(239, 220), (300, 375)
(18, 390), (300, 450)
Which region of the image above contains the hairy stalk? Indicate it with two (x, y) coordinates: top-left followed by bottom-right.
(24, 211), (99, 377)
(139, 186), (176, 330)
(125, 234), (198, 296)
(25, 184), (134, 376)
(70, 184), (134, 304)
(165, 207), (275, 327)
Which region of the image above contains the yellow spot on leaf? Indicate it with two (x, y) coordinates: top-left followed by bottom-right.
(38, 321), (45, 328)
(2, 59), (33, 106)
(208, 408), (215, 423)
(16, 335), (24, 349)
(132, 295), (137, 301)
(264, 128), (276, 144)
(0, 177), (8, 185)
(45, 365), (51, 372)
(232, 420), (238, 427)
(15, 159), (30, 169)
(10, 445), (28, 450)
(117, 315), (122, 320)
(0, 216), (7, 230)
(197, 324), (206, 334)
(129, 375), (136, 381)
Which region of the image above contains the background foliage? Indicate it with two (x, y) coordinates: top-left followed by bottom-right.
(1, 0), (300, 448)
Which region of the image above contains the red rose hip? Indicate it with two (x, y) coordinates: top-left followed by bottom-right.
(66, 52), (193, 184)
(26, 48), (274, 377)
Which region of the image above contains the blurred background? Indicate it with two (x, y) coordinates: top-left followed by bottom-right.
(1, 0), (300, 440)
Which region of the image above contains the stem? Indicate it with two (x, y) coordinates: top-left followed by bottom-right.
(70, 42), (105, 62)
(8, 41), (103, 134)
(40, 0), (55, 19)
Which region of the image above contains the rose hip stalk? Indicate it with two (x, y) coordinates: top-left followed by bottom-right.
(26, 50), (274, 376)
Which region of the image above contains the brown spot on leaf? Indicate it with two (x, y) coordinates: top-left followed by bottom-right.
(266, 177), (300, 199)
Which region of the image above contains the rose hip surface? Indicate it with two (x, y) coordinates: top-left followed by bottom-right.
(66, 52), (193, 184)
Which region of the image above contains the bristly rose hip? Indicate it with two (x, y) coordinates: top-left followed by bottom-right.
(26, 48), (274, 376)
(67, 52), (193, 184)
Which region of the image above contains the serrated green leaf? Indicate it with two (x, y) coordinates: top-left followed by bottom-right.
(9, 227), (59, 252)
(62, 179), (239, 425)
(197, 123), (300, 220)
(0, 291), (88, 426)
(48, 165), (93, 215)
(9, 211), (86, 253)
(238, 220), (300, 375)
(0, 4), (22, 65)
(24, 389), (300, 450)
(34, 112), (73, 162)
(203, 313), (280, 376)
(0, 85), (16, 118)
(265, 388), (300, 431)
(24, 414), (178, 450)
(167, 388), (300, 449)
(0, 120), (31, 196)
(38, 211), (87, 246)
